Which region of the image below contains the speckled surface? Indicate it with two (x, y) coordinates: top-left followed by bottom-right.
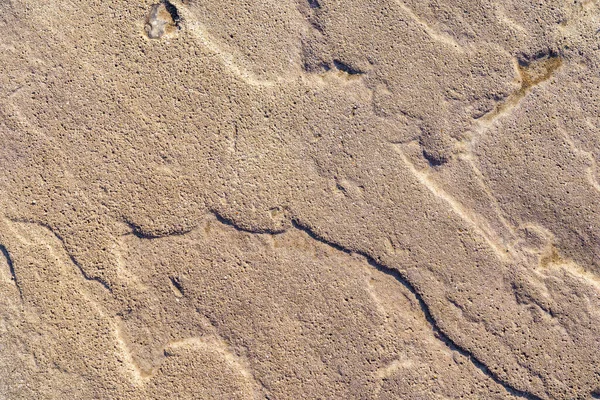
(1, 0), (600, 398)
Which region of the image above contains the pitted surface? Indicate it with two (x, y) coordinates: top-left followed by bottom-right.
(2, 0), (600, 398)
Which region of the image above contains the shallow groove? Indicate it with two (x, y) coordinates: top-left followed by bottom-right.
(169, 276), (185, 296)
(422, 148), (447, 167)
(307, 0), (321, 9)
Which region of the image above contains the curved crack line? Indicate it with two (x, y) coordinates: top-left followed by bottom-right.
(288, 219), (541, 400)
(212, 211), (288, 235)
(123, 219), (195, 240)
(208, 210), (540, 399)
(176, 2), (370, 89)
(5, 218), (113, 294)
(5, 208), (540, 397)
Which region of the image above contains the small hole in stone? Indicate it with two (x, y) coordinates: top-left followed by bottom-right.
(422, 149), (447, 167)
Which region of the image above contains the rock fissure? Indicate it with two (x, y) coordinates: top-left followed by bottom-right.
(201, 211), (542, 399)
(0, 244), (23, 302)
(289, 219), (542, 400)
(6, 218), (113, 294)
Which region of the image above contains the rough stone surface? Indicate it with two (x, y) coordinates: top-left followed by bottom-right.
(1, 0), (600, 399)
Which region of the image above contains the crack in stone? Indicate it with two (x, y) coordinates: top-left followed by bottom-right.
(332, 59), (364, 75)
(0, 244), (23, 302)
(288, 219), (541, 399)
(204, 211), (541, 399)
(6, 218), (113, 294)
(161, 0), (182, 29)
(2, 211), (545, 397)
(212, 211), (288, 235)
(124, 219), (195, 240)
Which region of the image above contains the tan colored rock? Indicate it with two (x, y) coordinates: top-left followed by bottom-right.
(1, 0), (600, 399)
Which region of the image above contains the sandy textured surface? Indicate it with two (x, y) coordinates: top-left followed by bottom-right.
(1, 0), (600, 398)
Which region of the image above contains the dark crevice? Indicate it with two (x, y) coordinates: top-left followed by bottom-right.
(332, 59), (364, 75)
(422, 149), (447, 167)
(0, 244), (23, 301)
(309, 19), (325, 33)
(517, 48), (559, 68)
(212, 211), (288, 235)
(161, 0), (181, 28)
(307, 0), (321, 9)
(55, 236), (114, 294)
(592, 391), (600, 399)
(125, 220), (194, 240)
(8, 218), (113, 294)
(289, 218), (542, 400)
(3, 211), (544, 398)
(169, 276), (185, 296)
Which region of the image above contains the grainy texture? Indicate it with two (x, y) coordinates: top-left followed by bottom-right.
(1, 0), (600, 399)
